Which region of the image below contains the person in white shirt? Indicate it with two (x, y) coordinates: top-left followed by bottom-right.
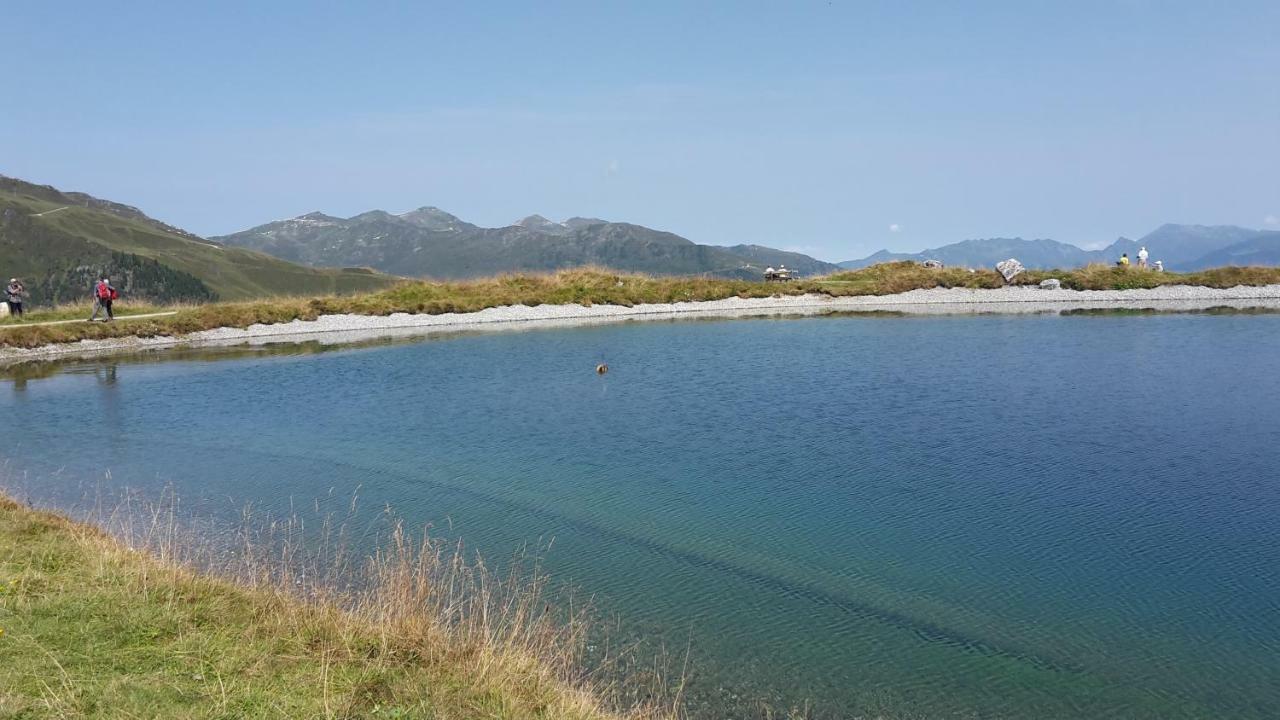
(1137, 246), (1149, 269)
(1154, 260), (1164, 272)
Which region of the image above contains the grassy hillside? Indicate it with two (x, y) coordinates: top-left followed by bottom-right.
(0, 494), (663, 719)
(0, 177), (396, 305)
(4, 263), (1280, 350)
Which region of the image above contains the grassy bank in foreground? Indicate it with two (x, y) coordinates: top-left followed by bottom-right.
(0, 495), (665, 719)
(4, 263), (1280, 349)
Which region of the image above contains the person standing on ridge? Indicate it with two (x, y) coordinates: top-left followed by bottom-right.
(89, 276), (117, 321)
(1137, 246), (1149, 269)
(5, 278), (25, 318)
(1118, 253), (1130, 268)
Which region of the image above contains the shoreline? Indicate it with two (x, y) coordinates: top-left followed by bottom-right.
(4, 283), (1280, 365)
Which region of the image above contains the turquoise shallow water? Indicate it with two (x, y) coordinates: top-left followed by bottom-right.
(3, 314), (1280, 718)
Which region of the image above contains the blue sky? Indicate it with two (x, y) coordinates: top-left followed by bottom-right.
(3, 1), (1277, 261)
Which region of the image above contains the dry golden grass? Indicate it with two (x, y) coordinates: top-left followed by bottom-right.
(0, 491), (683, 719)
(828, 261), (1280, 292)
(1017, 263), (1280, 290)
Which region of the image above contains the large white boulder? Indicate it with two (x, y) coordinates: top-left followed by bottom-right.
(995, 258), (1025, 283)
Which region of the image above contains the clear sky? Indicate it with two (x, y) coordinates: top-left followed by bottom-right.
(3, 1), (1277, 261)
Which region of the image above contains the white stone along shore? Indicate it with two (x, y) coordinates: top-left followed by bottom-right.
(4, 283), (1280, 365)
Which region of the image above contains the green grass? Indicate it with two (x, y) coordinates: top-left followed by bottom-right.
(0, 495), (668, 719)
(4, 263), (1280, 350)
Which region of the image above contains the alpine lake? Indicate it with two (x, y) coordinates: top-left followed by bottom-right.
(4, 310), (1279, 719)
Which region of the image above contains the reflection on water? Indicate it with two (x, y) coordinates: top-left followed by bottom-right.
(2, 338), (386, 387)
(3, 312), (1280, 719)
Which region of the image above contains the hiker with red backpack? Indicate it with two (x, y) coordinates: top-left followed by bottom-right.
(89, 276), (118, 321)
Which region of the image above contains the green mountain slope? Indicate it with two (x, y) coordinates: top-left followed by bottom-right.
(0, 176), (395, 305)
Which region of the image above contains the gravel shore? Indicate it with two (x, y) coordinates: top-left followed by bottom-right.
(5, 284), (1280, 365)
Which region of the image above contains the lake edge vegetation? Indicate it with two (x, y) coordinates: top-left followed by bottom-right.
(0, 492), (679, 719)
(4, 262), (1280, 349)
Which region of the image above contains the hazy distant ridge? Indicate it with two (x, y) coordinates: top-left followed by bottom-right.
(839, 225), (1280, 271)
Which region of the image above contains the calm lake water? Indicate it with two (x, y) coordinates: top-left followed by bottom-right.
(4, 313), (1280, 718)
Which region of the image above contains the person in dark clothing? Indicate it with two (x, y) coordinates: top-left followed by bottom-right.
(5, 278), (25, 318)
(90, 276), (117, 321)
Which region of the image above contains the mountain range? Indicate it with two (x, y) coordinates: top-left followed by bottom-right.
(213, 210), (842, 280)
(839, 224), (1280, 272)
(7, 172), (1280, 309)
(219, 205), (1280, 281)
(1, 176), (394, 306)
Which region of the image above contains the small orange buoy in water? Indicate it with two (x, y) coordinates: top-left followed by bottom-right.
(596, 363), (609, 374)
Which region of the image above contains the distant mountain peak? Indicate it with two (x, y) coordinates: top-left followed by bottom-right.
(512, 214), (574, 236)
(515, 214), (563, 229)
(399, 205), (454, 218)
(291, 212), (341, 225)
(351, 210), (396, 222)
(564, 216), (609, 229)
(397, 206), (471, 231)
